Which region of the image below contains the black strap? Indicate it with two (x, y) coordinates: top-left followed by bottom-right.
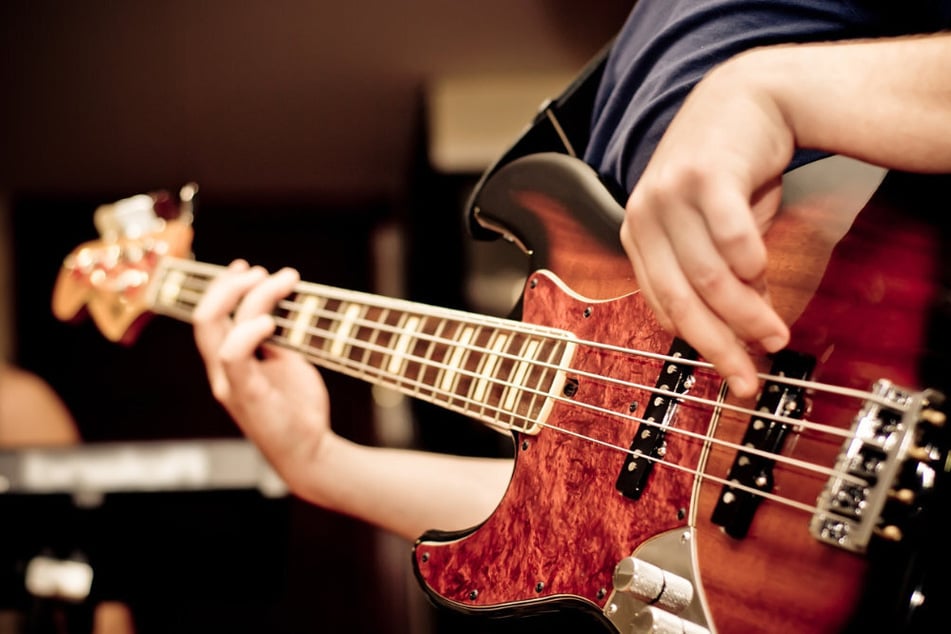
(465, 38), (615, 240)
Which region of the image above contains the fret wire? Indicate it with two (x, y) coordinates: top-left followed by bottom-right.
(148, 260), (188, 316)
(416, 318), (445, 401)
(148, 259), (896, 491)
(327, 302), (359, 359)
(343, 301), (363, 379)
(485, 330), (513, 422)
(153, 262), (849, 488)
(286, 294), (323, 348)
(451, 324), (477, 407)
(522, 340), (544, 420)
(518, 338), (553, 428)
(464, 327), (494, 411)
(277, 290), (854, 441)
(271, 313), (571, 420)
(401, 318), (419, 393)
(385, 309), (409, 378)
(498, 333), (528, 427)
(163, 259), (894, 415)
(279, 321), (836, 493)
(357, 306), (385, 372)
(515, 339), (541, 421)
(278, 324), (861, 511)
(292, 279), (560, 336)
(156, 272), (634, 437)
(470, 330), (502, 411)
(345, 303), (372, 378)
(162, 261), (880, 439)
(430, 320), (459, 404)
(440, 324), (468, 395)
(284, 320), (866, 498)
(158, 284), (200, 317)
(286, 327), (819, 493)
(390, 310), (410, 378)
(469, 327), (495, 405)
(467, 329), (512, 420)
(284, 299), (859, 444)
(273, 329), (566, 433)
(165, 270), (576, 391)
(407, 315), (431, 395)
(519, 336), (546, 428)
(315, 297), (336, 356)
(166, 257), (564, 338)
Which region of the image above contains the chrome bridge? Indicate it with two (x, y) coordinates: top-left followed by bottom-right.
(811, 379), (946, 552)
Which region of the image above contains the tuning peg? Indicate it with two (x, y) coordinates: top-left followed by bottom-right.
(177, 182), (198, 226)
(94, 194), (163, 240)
(921, 407), (946, 427)
(905, 445), (933, 463)
(874, 524), (903, 542)
(887, 488), (916, 504)
(919, 389), (946, 427)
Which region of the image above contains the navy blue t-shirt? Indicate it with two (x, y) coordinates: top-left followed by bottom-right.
(585, 0), (951, 194)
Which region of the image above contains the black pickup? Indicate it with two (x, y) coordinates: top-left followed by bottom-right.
(616, 338), (698, 500)
(711, 350), (815, 538)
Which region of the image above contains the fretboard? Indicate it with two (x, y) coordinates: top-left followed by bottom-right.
(148, 257), (576, 434)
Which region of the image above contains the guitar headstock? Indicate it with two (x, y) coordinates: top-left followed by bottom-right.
(52, 184), (198, 344)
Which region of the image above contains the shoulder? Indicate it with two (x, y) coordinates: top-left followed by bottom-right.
(0, 365), (80, 446)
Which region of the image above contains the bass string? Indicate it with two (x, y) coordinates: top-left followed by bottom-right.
(164, 257), (888, 515)
(265, 329), (834, 517)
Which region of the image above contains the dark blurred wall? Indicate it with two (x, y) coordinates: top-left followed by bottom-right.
(0, 2), (630, 632)
(0, 0), (630, 198)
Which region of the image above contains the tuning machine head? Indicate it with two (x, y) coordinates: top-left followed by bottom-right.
(93, 182), (198, 242)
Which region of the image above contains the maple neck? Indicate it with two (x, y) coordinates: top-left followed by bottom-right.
(150, 257), (575, 434)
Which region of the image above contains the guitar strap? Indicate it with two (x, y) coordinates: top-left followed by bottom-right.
(464, 38), (616, 241)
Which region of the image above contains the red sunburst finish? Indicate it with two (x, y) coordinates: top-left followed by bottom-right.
(414, 159), (943, 633)
(414, 271), (719, 611)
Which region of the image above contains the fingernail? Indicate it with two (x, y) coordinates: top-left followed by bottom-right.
(761, 334), (787, 352)
(727, 375), (754, 397)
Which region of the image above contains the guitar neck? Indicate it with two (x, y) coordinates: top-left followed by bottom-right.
(150, 257), (575, 435)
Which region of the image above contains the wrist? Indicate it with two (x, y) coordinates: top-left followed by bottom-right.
(292, 431), (352, 507)
(707, 44), (799, 163)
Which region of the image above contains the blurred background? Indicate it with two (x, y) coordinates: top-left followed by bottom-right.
(0, 1), (631, 633)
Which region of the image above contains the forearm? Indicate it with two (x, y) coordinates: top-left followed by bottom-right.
(190, 265), (515, 541)
(286, 433), (514, 542)
(731, 32), (951, 173)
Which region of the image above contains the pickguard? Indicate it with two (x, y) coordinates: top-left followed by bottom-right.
(413, 270), (721, 621)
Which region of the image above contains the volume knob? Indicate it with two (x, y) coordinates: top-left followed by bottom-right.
(613, 557), (694, 614)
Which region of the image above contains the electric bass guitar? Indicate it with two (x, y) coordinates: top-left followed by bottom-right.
(51, 153), (950, 633)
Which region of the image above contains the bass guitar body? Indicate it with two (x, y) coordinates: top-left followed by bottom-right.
(411, 153), (949, 633)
